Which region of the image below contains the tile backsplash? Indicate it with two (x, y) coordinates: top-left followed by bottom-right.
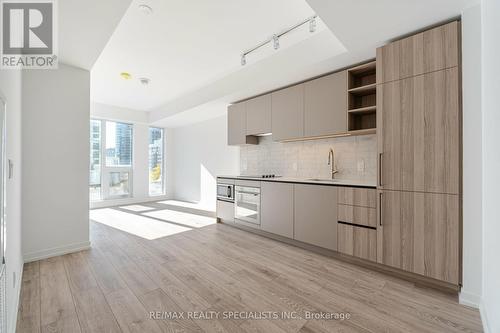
(240, 135), (377, 182)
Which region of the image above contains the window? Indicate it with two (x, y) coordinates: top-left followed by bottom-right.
(149, 127), (164, 196)
(89, 119), (102, 201)
(89, 119), (133, 200)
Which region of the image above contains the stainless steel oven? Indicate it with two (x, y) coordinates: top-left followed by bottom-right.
(217, 183), (234, 202)
(234, 185), (260, 225)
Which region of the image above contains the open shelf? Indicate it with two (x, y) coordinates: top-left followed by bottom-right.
(348, 83), (376, 95)
(347, 60), (377, 133)
(348, 105), (376, 115)
(348, 61), (376, 90)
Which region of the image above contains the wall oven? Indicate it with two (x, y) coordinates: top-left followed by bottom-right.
(234, 185), (260, 225)
(217, 183), (234, 202)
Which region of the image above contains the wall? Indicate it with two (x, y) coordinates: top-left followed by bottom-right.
(90, 103), (169, 208)
(481, 0), (500, 331)
(0, 69), (23, 332)
(22, 64), (90, 262)
(170, 115), (239, 209)
(240, 135), (377, 182)
(460, 4), (483, 308)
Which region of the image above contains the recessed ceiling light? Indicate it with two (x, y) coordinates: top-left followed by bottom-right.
(139, 77), (150, 86)
(120, 72), (132, 80)
(138, 4), (153, 15)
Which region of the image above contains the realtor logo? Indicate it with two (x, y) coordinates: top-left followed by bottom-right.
(1, 0), (58, 69)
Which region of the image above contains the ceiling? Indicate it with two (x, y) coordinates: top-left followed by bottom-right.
(59, 0), (132, 70)
(90, 0), (342, 111)
(90, 0), (480, 127)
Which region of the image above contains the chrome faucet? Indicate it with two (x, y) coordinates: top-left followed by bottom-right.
(328, 148), (339, 179)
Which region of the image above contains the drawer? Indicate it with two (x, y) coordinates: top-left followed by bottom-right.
(338, 204), (377, 228)
(337, 187), (376, 208)
(337, 223), (377, 262)
(235, 179), (261, 187)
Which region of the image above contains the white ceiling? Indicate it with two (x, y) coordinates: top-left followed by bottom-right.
(90, 0), (341, 111)
(59, 0), (132, 70)
(90, 0), (480, 127)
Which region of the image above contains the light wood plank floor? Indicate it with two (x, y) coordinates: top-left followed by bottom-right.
(16, 203), (483, 333)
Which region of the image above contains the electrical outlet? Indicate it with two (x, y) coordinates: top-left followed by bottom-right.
(357, 159), (365, 172)
(292, 162), (298, 171)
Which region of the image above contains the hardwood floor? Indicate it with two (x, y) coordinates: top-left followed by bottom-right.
(16, 202), (483, 332)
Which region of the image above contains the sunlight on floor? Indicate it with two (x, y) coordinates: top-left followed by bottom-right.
(143, 209), (216, 228)
(157, 199), (216, 212)
(90, 208), (192, 240)
(119, 204), (155, 212)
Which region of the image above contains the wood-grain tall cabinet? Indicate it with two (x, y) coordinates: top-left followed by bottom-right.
(376, 21), (462, 286)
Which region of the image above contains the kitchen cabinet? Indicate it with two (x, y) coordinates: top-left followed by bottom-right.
(377, 67), (460, 194)
(337, 187), (377, 208)
(304, 71), (347, 137)
(227, 103), (257, 145)
(378, 190), (460, 285)
(216, 200), (234, 224)
(261, 182), (293, 238)
(271, 84), (304, 141)
(246, 94), (272, 135)
(377, 21), (459, 84)
(294, 184), (337, 250)
(337, 223), (377, 262)
(337, 204), (377, 228)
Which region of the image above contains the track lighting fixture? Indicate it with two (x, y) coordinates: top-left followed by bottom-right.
(240, 14), (318, 66)
(309, 17), (317, 33)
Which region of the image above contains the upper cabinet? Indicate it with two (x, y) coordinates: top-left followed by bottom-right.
(271, 84), (305, 141)
(377, 21), (459, 84)
(246, 94), (272, 135)
(304, 71), (347, 137)
(227, 103), (257, 146)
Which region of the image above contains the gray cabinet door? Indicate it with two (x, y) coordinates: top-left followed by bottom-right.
(227, 103), (246, 145)
(271, 84), (304, 141)
(261, 182), (294, 238)
(294, 184), (337, 250)
(246, 94), (272, 135)
(304, 71), (347, 137)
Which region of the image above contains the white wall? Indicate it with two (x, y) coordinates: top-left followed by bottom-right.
(460, 4), (483, 308)
(169, 115), (239, 209)
(22, 64), (90, 262)
(481, 0), (500, 331)
(0, 69), (23, 332)
(90, 103), (169, 208)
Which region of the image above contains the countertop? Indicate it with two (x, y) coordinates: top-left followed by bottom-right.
(217, 175), (377, 188)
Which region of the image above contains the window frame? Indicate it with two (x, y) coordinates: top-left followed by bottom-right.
(148, 126), (165, 197)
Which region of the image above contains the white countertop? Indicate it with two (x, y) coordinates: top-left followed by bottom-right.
(217, 175), (377, 188)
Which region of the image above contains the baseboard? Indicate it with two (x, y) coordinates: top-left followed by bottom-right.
(479, 300), (491, 333)
(7, 262), (23, 333)
(459, 290), (481, 308)
(23, 241), (91, 263)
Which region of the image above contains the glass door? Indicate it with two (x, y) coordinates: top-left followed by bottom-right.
(234, 186), (260, 225)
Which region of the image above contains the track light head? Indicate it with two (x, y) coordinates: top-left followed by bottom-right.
(309, 17), (317, 33)
(272, 34), (280, 50)
(241, 54), (246, 66)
